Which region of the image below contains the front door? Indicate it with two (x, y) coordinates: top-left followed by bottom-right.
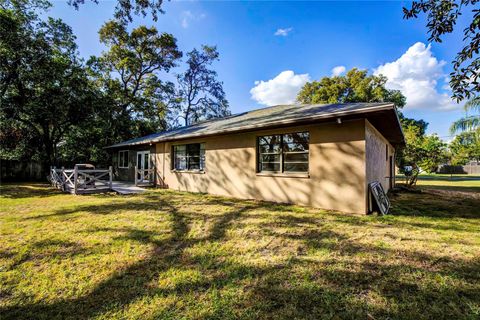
(136, 151), (150, 182)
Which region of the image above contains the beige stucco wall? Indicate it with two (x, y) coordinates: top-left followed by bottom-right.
(154, 120), (367, 214)
(365, 119), (395, 192)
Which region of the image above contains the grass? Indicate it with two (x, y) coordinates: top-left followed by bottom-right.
(396, 173), (480, 193)
(1, 183), (479, 319)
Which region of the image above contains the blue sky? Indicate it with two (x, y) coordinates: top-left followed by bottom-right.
(45, 0), (469, 140)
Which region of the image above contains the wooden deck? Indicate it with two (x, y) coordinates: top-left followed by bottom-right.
(50, 166), (112, 195)
(49, 166), (152, 195)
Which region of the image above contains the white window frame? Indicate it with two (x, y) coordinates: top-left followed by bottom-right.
(118, 150), (129, 168)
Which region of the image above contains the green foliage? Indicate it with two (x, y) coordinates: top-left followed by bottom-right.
(1, 0), (230, 168)
(398, 113), (428, 136)
(88, 20), (182, 141)
(450, 97), (480, 134)
(449, 131), (480, 165)
(171, 45), (230, 127)
(0, 0), (97, 166)
(68, 0), (165, 23)
(397, 118), (448, 185)
(296, 68), (406, 108)
(420, 134), (448, 173)
(403, 0), (480, 101)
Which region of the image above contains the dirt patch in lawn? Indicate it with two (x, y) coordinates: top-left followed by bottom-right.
(421, 187), (480, 200)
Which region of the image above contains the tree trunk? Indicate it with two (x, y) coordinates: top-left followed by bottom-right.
(42, 135), (55, 179)
(406, 164), (420, 187)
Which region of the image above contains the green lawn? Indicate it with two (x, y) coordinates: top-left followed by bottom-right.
(396, 173), (480, 193)
(1, 183), (479, 319)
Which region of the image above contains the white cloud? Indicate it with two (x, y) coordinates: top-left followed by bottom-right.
(274, 27), (293, 36)
(250, 70), (310, 105)
(181, 11), (206, 29)
(331, 65), (346, 76)
(374, 42), (459, 111)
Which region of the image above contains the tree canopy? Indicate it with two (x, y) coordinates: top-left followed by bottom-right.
(296, 68), (406, 108)
(397, 120), (447, 186)
(0, 0), (97, 166)
(69, 0), (165, 23)
(0, 0), (230, 171)
(403, 0), (479, 101)
(170, 45), (230, 127)
(89, 20), (182, 140)
(449, 131), (480, 165)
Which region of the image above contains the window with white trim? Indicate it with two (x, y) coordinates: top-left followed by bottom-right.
(258, 132), (309, 173)
(118, 150), (129, 168)
(172, 143), (205, 171)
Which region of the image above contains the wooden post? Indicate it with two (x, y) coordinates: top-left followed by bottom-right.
(153, 157), (157, 187)
(60, 166), (65, 191)
(73, 165), (78, 195)
(109, 166), (113, 190)
(134, 165), (138, 186)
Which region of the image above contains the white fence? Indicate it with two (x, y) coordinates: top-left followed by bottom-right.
(49, 165), (113, 194)
(134, 166), (155, 186)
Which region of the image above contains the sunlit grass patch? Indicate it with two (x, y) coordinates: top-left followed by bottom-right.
(0, 182), (479, 319)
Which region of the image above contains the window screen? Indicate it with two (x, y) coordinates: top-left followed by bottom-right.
(173, 143), (205, 171)
(258, 132), (309, 173)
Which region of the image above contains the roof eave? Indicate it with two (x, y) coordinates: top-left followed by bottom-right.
(154, 104), (395, 145)
(105, 103), (401, 149)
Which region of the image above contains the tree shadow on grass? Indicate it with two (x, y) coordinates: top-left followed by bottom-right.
(0, 183), (62, 199)
(1, 199), (263, 319)
(419, 184), (480, 193)
(3, 239), (88, 271)
(389, 191), (480, 220)
(22, 194), (179, 220)
(2, 191), (480, 319)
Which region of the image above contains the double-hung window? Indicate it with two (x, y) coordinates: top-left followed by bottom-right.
(258, 132), (309, 173)
(118, 150), (129, 168)
(173, 143), (205, 171)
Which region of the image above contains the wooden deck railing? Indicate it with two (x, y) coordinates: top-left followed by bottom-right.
(134, 166), (154, 186)
(50, 165), (112, 195)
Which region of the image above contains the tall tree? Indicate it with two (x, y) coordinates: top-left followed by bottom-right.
(450, 97), (480, 133)
(403, 0), (479, 101)
(69, 0), (165, 23)
(89, 20), (182, 141)
(397, 121), (448, 186)
(296, 68), (406, 108)
(171, 45), (229, 127)
(0, 0), (97, 168)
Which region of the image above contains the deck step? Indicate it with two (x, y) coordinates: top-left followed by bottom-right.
(111, 182), (147, 195)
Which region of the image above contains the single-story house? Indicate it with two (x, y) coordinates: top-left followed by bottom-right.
(106, 103), (404, 214)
